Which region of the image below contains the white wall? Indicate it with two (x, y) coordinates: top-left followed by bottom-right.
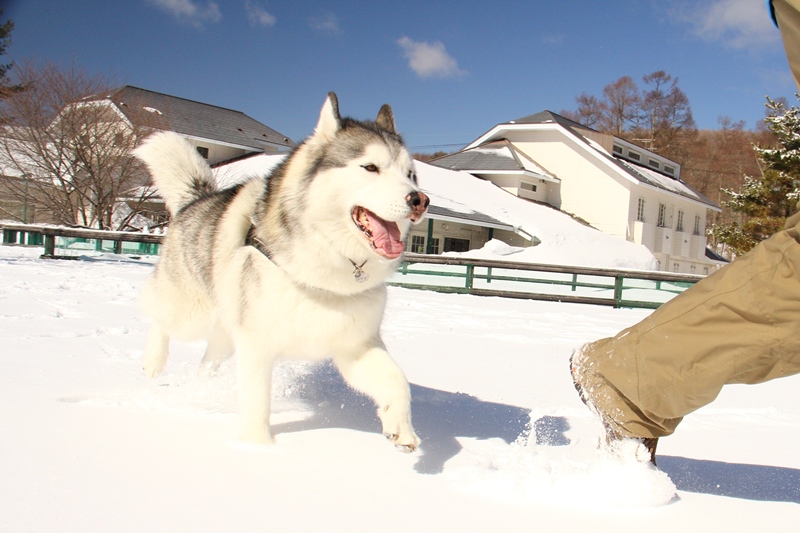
(511, 131), (632, 239)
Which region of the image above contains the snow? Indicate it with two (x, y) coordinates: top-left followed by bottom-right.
(2, 244), (799, 532)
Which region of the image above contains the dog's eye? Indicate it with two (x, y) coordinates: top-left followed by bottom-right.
(362, 164), (379, 173)
(407, 170), (417, 184)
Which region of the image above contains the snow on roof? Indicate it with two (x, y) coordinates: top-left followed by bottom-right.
(618, 159), (719, 210)
(414, 161), (657, 270)
(212, 153), (285, 188)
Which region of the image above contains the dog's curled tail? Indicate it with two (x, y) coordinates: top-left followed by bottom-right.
(133, 131), (216, 216)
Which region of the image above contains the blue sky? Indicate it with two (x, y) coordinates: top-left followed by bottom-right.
(3, 0), (796, 152)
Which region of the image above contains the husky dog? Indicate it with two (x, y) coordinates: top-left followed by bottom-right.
(133, 93), (428, 451)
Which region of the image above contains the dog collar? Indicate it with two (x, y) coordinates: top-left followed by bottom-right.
(245, 225), (271, 259)
(245, 225), (369, 284)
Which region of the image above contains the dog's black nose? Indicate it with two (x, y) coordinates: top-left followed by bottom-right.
(406, 191), (430, 209)
(406, 191), (430, 222)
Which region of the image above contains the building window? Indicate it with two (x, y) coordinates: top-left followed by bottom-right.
(613, 144), (623, 155)
(410, 235), (425, 253)
(693, 214), (701, 235)
(628, 151), (641, 161)
(637, 198), (645, 222)
(703, 266), (709, 275)
(676, 210), (684, 232)
(657, 203), (667, 227)
(443, 237), (470, 253)
(520, 182), (537, 192)
(196, 146), (209, 159)
(673, 262), (680, 273)
(664, 165), (675, 175)
(649, 159), (660, 169)
(429, 237), (440, 254)
(690, 265), (697, 274)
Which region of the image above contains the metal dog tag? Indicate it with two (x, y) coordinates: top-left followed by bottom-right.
(351, 260), (369, 283)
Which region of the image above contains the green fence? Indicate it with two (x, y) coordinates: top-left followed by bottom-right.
(390, 253), (702, 309)
(0, 223), (162, 258)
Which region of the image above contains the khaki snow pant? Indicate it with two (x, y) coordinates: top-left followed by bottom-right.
(573, 212), (800, 439)
(773, 0), (800, 89)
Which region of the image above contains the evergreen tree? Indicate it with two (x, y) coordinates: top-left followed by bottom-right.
(710, 97), (800, 256)
(0, 10), (14, 97)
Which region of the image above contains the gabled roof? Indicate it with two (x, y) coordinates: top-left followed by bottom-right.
(426, 205), (516, 232)
(87, 85), (295, 152)
(468, 110), (720, 210)
(429, 139), (558, 182)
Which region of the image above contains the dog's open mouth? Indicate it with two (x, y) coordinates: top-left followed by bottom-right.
(352, 206), (404, 260)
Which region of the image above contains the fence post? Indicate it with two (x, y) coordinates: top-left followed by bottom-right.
(43, 234), (55, 257)
(614, 275), (624, 308)
(487, 266), (492, 284)
(465, 264), (474, 289)
(571, 273), (578, 291)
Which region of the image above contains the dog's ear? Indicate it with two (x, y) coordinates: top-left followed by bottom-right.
(312, 92), (341, 143)
(376, 104), (396, 134)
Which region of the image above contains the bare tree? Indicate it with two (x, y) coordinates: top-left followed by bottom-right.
(601, 76), (640, 136)
(0, 60), (157, 229)
(566, 71), (698, 161)
(568, 92), (607, 129)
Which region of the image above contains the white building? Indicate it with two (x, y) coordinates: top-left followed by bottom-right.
(432, 110), (722, 274)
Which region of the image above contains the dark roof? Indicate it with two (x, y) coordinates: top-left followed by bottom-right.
(615, 158), (718, 209)
(705, 246), (730, 263)
(429, 139), (556, 179)
(433, 141), (523, 172)
(92, 85), (294, 151)
(512, 109), (591, 131)
(427, 205), (516, 232)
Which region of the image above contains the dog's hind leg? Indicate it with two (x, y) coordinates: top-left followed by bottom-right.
(199, 323), (234, 376)
(142, 324), (170, 378)
(334, 346), (420, 452)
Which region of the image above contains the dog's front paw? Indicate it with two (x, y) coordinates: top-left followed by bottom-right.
(379, 405), (420, 452)
(384, 431), (420, 452)
(142, 351), (166, 378)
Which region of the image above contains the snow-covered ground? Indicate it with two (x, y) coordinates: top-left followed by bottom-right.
(1, 245), (799, 532)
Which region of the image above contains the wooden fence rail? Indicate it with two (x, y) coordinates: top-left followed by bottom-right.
(393, 252), (702, 309)
(0, 223), (164, 258)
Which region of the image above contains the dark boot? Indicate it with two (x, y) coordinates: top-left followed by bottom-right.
(571, 351), (659, 466)
(642, 437), (659, 466)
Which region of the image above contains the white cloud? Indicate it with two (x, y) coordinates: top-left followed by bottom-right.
(147, 0), (221, 27)
(397, 36), (465, 79)
(309, 13), (342, 36)
(670, 0), (780, 49)
(245, 1), (276, 27)
(542, 33), (565, 45)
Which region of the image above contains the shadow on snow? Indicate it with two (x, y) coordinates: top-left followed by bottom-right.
(270, 362), (800, 503)
(659, 456), (800, 504)
(271, 361), (544, 474)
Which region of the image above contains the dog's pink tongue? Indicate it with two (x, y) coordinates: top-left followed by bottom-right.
(366, 210), (404, 259)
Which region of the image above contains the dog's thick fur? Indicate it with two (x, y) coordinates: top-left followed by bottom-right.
(133, 93), (428, 450)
